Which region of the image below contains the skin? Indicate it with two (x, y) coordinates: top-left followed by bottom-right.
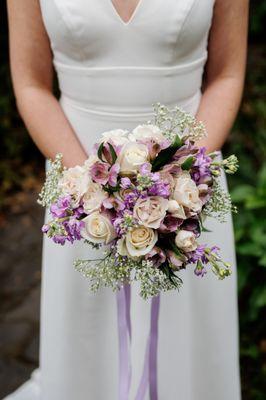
(7, 0), (249, 167)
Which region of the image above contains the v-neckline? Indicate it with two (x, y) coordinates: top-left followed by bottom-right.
(109, 0), (144, 26)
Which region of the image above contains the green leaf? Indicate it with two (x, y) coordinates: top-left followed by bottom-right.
(97, 142), (106, 163)
(181, 156), (195, 171)
(107, 142), (117, 165)
(151, 134), (182, 172)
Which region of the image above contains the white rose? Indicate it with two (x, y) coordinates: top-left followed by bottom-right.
(167, 200), (186, 219)
(172, 171), (202, 213)
(175, 230), (198, 252)
(129, 124), (165, 143)
(100, 129), (129, 146)
(125, 226), (158, 257)
(117, 142), (149, 175)
(82, 181), (108, 214)
(81, 211), (116, 244)
(58, 165), (90, 206)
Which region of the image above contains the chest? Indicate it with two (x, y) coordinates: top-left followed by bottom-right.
(40, 0), (215, 66)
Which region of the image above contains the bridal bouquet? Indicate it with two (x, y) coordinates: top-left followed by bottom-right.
(38, 103), (238, 299)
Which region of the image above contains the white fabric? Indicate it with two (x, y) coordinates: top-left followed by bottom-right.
(4, 0), (241, 399)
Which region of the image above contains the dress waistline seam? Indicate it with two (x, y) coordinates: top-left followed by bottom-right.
(53, 52), (207, 76)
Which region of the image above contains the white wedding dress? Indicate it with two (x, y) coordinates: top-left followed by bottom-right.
(4, 0), (241, 399)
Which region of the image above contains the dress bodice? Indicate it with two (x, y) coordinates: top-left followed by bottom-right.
(40, 0), (216, 115)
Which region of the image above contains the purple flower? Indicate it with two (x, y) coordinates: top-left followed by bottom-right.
(63, 218), (85, 243)
(50, 195), (72, 218)
(194, 262), (207, 277)
(42, 224), (50, 233)
(120, 177), (131, 189)
(140, 162), (152, 175)
(191, 147), (212, 184)
(187, 244), (207, 263)
(148, 181), (170, 198)
(53, 235), (67, 245)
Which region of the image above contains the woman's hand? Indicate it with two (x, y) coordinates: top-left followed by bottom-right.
(196, 0), (249, 153)
(7, 0), (88, 168)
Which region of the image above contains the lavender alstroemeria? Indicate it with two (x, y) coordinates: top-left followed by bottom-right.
(90, 161), (109, 185)
(53, 234), (67, 245)
(50, 195), (72, 218)
(108, 163), (120, 187)
(180, 218), (201, 237)
(145, 246), (166, 267)
(159, 214), (182, 233)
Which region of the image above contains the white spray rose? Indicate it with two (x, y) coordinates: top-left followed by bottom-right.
(172, 171), (202, 213)
(175, 230), (198, 252)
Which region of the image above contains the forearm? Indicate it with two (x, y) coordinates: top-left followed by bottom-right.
(195, 76), (244, 154)
(16, 85), (87, 168)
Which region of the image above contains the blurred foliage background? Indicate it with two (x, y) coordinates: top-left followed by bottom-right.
(0, 1), (265, 399)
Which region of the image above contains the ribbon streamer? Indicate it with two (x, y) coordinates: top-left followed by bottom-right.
(117, 285), (160, 400)
(116, 283), (132, 400)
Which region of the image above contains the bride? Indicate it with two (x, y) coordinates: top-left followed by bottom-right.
(5, 0), (248, 399)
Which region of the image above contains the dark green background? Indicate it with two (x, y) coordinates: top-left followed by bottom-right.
(0, 2), (265, 399)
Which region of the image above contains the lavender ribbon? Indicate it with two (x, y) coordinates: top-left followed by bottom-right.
(117, 286), (160, 400)
(116, 283), (132, 400)
(135, 294), (161, 400)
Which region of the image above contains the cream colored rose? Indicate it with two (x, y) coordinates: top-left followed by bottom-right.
(167, 200), (186, 219)
(125, 226), (158, 257)
(133, 196), (168, 229)
(175, 230), (198, 252)
(82, 182), (108, 214)
(100, 129), (129, 146)
(129, 124), (165, 143)
(58, 165), (90, 206)
(81, 211), (116, 244)
(172, 171), (202, 213)
(117, 142), (149, 175)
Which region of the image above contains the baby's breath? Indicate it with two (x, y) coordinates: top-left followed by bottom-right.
(203, 179), (237, 222)
(152, 102), (207, 143)
(38, 153), (65, 207)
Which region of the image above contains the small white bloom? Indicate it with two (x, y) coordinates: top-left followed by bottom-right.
(175, 230), (198, 252)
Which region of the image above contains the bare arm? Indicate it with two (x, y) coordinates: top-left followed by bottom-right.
(7, 0), (87, 168)
(196, 0), (249, 152)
